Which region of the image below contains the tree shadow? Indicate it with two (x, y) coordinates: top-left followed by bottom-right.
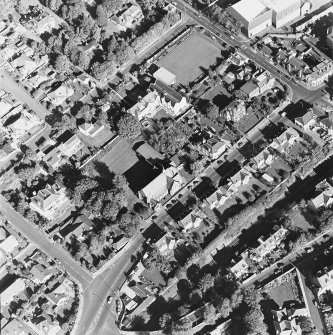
(93, 160), (115, 186)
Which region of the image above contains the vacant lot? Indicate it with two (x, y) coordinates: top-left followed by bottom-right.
(159, 33), (221, 85)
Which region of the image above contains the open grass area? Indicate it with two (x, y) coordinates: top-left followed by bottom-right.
(268, 280), (297, 307)
(289, 209), (313, 232)
(159, 33), (221, 85)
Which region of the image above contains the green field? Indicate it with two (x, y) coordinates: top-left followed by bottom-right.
(159, 33), (221, 85)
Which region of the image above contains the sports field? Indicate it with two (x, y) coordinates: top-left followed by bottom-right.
(159, 33), (221, 85)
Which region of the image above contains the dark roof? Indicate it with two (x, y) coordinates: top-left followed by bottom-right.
(261, 45), (273, 56)
(150, 81), (183, 104)
(60, 214), (93, 241)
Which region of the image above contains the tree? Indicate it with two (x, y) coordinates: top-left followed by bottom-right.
(53, 54), (70, 73)
(116, 114), (141, 139)
(203, 304), (217, 325)
(206, 104), (220, 120)
(95, 4), (108, 26)
(46, 0), (62, 12)
(72, 178), (99, 206)
(53, 114), (76, 131)
(198, 273), (213, 292)
(76, 50), (91, 70)
(159, 313), (172, 329)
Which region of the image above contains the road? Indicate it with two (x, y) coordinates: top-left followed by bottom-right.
(0, 194), (145, 335)
(0, 196), (92, 287)
(172, 0), (324, 105)
(0, 69), (50, 120)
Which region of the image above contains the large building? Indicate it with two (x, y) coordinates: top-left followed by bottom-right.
(227, 0), (272, 38)
(227, 0), (302, 37)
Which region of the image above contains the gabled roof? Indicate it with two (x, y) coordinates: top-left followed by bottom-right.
(150, 81), (184, 104)
(295, 109), (313, 126)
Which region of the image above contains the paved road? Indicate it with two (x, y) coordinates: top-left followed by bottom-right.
(0, 70), (50, 120)
(0, 193), (146, 335)
(173, 0), (324, 105)
(76, 235), (144, 335)
(0, 196), (92, 286)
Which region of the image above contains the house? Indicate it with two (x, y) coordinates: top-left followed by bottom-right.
(138, 166), (184, 207)
(0, 227), (7, 241)
(155, 233), (176, 255)
(5, 110), (43, 142)
(29, 182), (69, 220)
(111, 4), (143, 31)
(46, 279), (75, 307)
(309, 179), (333, 211)
(30, 263), (52, 284)
(1, 278), (25, 305)
(251, 148), (274, 170)
(294, 109), (314, 129)
(29, 12), (57, 34)
(180, 208), (204, 232)
(272, 306), (308, 335)
(228, 168), (252, 192)
(253, 70), (275, 94)
(225, 99), (247, 122)
(135, 142), (165, 166)
(252, 227), (289, 262)
(230, 257), (254, 279)
(206, 187), (230, 209)
(316, 266), (333, 296)
(43, 133), (83, 169)
(35, 318), (62, 335)
(1, 318), (32, 335)
(10, 54), (41, 78)
(240, 80), (260, 99)
(270, 128), (299, 152)
(80, 40), (101, 55)
(261, 45), (273, 58)
(78, 120), (105, 137)
(305, 60), (333, 87)
(202, 136), (231, 160)
(58, 133), (83, 157)
(60, 214), (93, 243)
(228, 51), (249, 66)
(47, 84), (74, 106)
(27, 71), (51, 89)
(153, 67), (176, 85)
(0, 235), (18, 254)
(0, 97), (15, 118)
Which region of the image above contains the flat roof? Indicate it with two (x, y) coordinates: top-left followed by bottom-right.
(260, 0), (300, 12)
(231, 0), (268, 22)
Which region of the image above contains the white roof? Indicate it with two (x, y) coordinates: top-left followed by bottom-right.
(0, 235), (18, 254)
(153, 67), (176, 85)
(1, 278), (25, 305)
(231, 0), (268, 22)
(260, 0), (300, 12)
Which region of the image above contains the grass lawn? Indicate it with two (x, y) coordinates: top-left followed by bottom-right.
(100, 138), (139, 175)
(159, 33), (221, 85)
(142, 268), (166, 287)
(268, 280), (297, 307)
(289, 209), (313, 232)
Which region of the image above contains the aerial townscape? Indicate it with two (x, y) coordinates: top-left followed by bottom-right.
(2, 0), (333, 335)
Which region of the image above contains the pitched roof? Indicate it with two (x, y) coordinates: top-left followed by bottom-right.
(295, 109), (313, 126)
(136, 142), (165, 163)
(150, 81), (184, 104)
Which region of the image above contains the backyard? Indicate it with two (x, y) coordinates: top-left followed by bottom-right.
(159, 33), (221, 85)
